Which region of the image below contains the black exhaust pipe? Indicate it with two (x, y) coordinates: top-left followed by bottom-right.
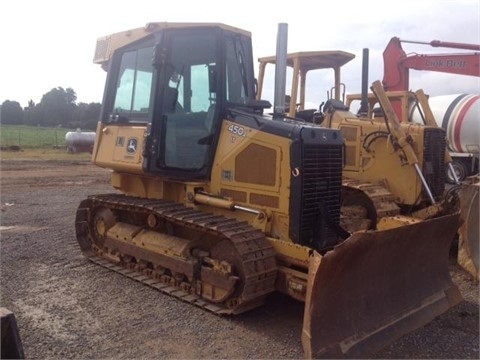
(358, 48), (369, 116)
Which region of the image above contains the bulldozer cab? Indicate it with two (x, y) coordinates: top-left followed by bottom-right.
(346, 90), (424, 122)
(93, 24), (266, 179)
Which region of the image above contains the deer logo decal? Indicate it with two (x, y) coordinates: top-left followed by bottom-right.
(126, 138), (137, 154)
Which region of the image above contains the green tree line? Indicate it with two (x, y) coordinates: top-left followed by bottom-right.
(0, 87), (101, 130)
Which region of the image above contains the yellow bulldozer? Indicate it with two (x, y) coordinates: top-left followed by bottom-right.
(257, 46), (478, 280)
(76, 22), (463, 358)
(345, 88), (479, 281)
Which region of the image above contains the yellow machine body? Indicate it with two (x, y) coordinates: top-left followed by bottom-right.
(326, 111), (434, 206)
(75, 23), (463, 359)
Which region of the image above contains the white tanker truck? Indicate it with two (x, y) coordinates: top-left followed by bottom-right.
(412, 94), (479, 183)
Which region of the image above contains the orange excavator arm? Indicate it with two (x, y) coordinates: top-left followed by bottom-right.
(382, 37), (480, 91)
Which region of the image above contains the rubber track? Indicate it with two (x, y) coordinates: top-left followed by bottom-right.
(75, 193), (278, 315)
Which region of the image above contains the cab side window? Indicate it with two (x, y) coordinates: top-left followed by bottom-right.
(113, 46), (154, 118)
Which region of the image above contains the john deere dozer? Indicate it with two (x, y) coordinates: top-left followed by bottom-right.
(76, 22), (463, 358)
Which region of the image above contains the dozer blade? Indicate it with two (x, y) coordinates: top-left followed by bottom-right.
(302, 211), (463, 359)
(457, 182), (479, 280)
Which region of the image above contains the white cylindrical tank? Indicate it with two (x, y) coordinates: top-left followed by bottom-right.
(412, 94), (479, 154)
(65, 130), (96, 153)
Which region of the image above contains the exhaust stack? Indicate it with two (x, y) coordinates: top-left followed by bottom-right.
(358, 48), (369, 116)
(273, 23), (288, 117)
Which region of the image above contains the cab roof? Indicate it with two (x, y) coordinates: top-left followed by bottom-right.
(94, 22), (251, 68)
(258, 51), (355, 72)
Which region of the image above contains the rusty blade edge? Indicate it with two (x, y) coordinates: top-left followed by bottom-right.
(301, 211), (462, 359)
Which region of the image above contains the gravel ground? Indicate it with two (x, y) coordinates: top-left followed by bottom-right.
(0, 156), (478, 359)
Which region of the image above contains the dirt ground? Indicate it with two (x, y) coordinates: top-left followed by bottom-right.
(0, 153), (478, 359)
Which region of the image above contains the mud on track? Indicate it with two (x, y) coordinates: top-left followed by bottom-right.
(0, 157), (478, 359)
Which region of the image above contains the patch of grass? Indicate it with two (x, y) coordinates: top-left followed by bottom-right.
(0, 124), (77, 148)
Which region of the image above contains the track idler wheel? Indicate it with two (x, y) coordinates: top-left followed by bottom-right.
(92, 207), (116, 247)
(196, 239), (242, 304)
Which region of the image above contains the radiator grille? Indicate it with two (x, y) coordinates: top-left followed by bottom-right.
(423, 128), (446, 201)
(296, 144), (343, 251)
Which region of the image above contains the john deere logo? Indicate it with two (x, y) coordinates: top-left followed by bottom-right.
(126, 138), (137, 154)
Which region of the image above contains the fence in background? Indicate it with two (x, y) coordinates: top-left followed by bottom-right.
(0, 125), (75, 149)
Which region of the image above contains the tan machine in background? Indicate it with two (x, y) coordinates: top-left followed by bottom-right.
(257, 51), (457, 229)
(75, 22), (463, 358)
(258, 47), (479, 281)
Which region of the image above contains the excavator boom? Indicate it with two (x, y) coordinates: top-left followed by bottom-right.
(382, 36), (480, 92)
(402, 38), (480, 51)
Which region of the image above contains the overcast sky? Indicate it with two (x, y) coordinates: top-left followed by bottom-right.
(1, 0), (479, 109)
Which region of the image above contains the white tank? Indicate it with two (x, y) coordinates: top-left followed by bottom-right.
(65, 130), (96, 153)
(412, 94), (479, 154)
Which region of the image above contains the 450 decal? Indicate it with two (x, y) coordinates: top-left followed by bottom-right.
(228, 124), (246, 137)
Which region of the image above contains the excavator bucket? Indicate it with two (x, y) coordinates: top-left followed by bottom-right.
(302, 211), (463, 359)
